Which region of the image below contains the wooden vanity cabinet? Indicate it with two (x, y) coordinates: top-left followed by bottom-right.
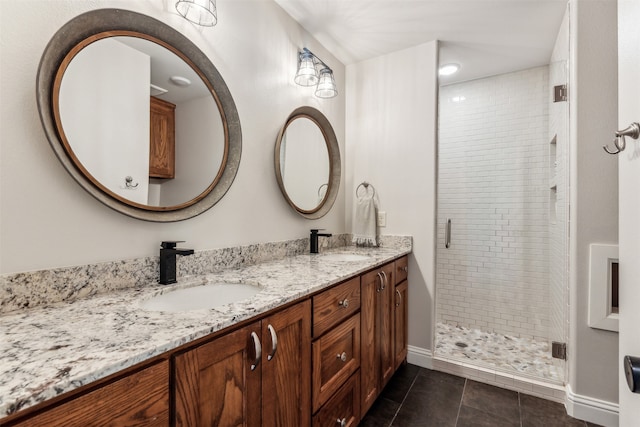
(394, 256), (409, 370)
(149, 96), (175, 179)
(360, 261), (396, 415)
(6, 361), (169, 427)
(173, 299), (311, 427)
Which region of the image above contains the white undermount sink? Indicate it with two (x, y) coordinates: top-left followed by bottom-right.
(140, 283), (261, 312)
(320, 253), (372, 262)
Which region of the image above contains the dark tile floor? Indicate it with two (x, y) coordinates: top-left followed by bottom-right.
(360, 364), (603, 427)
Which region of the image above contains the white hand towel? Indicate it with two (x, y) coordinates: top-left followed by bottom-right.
(352, 189), (378, 246)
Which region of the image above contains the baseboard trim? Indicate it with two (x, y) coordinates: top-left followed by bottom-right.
(407, 345), (433, 369)
(566, 384), (619, 427)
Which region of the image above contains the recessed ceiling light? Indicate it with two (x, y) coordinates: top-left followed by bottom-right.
(170, 76), (192, 87)
(439, 63), (460, 76)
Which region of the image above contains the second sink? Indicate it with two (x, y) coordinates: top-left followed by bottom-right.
(140, 283), (261, 312)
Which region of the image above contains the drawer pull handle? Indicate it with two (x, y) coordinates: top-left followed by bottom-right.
(267, 324), (278, 361)
(396, 289), (402, 307)
(376, 272), (383, 293)
(250, 332), (261, 371)
(337, 418), (347, 427)
(337, 351), (347, 362)
(380, 270), (388, 291)
(338, 298), (349, 308)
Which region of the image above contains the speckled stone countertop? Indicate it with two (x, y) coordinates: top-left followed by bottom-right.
(0, 242), (411, 419)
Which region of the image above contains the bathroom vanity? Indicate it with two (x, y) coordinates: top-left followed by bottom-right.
(0, 243), (410, 426)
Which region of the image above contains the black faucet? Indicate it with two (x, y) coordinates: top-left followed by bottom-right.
(159, 241), (194, 285)
(310, 229), (332, 254)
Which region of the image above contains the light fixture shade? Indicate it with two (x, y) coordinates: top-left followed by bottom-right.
(315, 68), (338, 98)
(294, 51), (318, 86)
(176, 0), (217, 27)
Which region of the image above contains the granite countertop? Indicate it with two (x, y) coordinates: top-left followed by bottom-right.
(0, 244), (410, 419)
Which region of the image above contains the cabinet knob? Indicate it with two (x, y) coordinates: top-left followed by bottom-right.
(337, 418), (347, 427)
(338, 298), (349, 308)
(337, 351), (347, 362)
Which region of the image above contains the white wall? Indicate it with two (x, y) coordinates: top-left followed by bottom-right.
(346, 41), (438, 352)
(569, 0), (619, 408)
(0, 0), (346, 274)
(436, 67), (551, 341)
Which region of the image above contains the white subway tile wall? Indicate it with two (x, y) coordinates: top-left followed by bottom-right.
(436, 67), (550, 341)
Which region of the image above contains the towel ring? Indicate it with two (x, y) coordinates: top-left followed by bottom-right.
(318, 183), (328, 196)
(356, 182), (376, 197)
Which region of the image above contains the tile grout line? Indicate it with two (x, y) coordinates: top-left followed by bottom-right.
(454, 378), (467, 426)
(387, 370), (422, 427)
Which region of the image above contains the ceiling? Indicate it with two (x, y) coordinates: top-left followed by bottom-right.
(273, 0), (568, 85)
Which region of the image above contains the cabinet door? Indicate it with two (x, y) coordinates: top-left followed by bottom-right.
(360, 268), (381, 415)
(261, 300), (311, 427)
(174, 322), (262, 427)
(149, 96), (175, 178)
(379, 262), (395, 388)
(11, 361), (169, 427)
(394, 280), (409, 370)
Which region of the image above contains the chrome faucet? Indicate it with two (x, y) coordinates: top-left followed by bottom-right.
(159, 241), (194, 285)
(310, 229), (332, 254)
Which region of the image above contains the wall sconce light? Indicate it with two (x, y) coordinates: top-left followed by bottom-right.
(294, 48), (338, 99)
(176, 0), (217, 26)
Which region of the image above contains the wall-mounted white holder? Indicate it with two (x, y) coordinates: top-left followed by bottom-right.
(588, 243), (619, 332)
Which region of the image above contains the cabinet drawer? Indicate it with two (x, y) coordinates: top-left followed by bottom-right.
(395, 256), (408, 284)
(313, 276), (360, 338)
(312, 313), (360, 412)
(312, 371), (360, 427)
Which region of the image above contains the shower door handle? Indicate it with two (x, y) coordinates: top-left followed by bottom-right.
(445, 219), (452, 249)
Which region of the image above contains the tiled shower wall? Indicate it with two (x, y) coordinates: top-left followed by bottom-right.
(436, 67), (550, 341)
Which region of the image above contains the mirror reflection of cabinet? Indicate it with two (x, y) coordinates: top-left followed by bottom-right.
(149, 97), (176, 179)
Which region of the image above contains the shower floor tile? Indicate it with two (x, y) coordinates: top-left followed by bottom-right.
(434, 322), (564, 383)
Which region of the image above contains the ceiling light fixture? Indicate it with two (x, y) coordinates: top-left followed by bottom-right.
(175, 0), (217, 27)
(439, 63), (460, 76)
(294, 48), (337, 99)
(170, 75), (192, 87)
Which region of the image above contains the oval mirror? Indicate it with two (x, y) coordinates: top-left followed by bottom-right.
(37, 9), (241, 222)
(274, 107), (340, 219)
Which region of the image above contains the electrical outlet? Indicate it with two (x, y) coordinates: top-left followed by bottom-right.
(378, 211), (387, 227)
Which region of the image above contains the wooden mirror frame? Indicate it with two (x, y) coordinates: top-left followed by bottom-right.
(274, 106), (341, 219)
(37, 9), (241, 222)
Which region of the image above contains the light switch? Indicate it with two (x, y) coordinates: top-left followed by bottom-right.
(378, 211), (387, 227)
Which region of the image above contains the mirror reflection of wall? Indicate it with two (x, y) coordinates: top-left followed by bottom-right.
(280, 117), (329, 211)
(59, 38), (151, 205)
